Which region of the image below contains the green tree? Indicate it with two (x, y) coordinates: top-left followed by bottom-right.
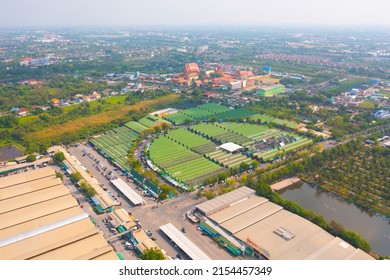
(70, 172), (82, 182)
(140, 247), (165, 260)
(204, 190), (216, 200)
(26, 154), (36, 162)
(55, 171), (64, 182)
(79, 181), (97, 197)
(53, 152), (65, 165)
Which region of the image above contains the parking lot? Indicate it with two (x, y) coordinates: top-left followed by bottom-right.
(67, 143), (236, 260)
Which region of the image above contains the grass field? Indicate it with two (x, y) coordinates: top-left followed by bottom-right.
(165, 128), (211, 148)
(162, 103), (231, 124)
(149, 136), (226, 185)
(218, 123), (269, 138)
(90, 125), (139, 170)
(62, 95), (128, 114)
(138, 115), (169, 128)
(163, 112), (195, 124)
(249, 114), (299, 129)
(190, 123), (227, 137)
(125, 121), (149, 134)
(190, 123), (253, 146)
(18, 115), (39, 126)
(197, 103), (230, 114)
(149, 137), (202, 168)
(180, 107), (214, 119)
(26, 94), (180, 144)
(212, 108), (257, 120)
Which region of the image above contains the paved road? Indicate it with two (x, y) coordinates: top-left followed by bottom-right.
(68, 143), (236, 260)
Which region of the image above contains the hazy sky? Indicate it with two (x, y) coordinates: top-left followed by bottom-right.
(1, 0), (390, 27)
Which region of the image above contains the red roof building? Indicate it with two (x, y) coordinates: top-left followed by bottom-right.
(184, 63), (200, 79)
(17, 108), (30, 116)
(235, 70), (254, 79)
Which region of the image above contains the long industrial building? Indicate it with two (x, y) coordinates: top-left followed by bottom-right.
(111, 178), (144, 206)
(196, 187), (374, 260)
(160, 223), (211, 260)
(0, 167), (118, 260)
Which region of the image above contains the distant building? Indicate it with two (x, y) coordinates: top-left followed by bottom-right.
(184, 63), (200, 80)
(16, 108), (29, 116)
(51, 98), (60, 106)
(374, 109), (390, 120)
(90, 91), (101, 100)
(19, 57), (32, 66)
(203, 92), (215, 99)
(256, 84), (285, 97)
(235, 70), (254, 79)
(262, 66), (272, 73)
(21, 79), (42, 86)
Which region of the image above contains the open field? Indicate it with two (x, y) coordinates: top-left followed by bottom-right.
(163, 112), (195, 124)
(250, 114), (299, 129)
(26, 94), (180, 144)
(197, 103), (231, 114)
(212, 108), (257, 120)
(125, 121), (149, 134)
(149, 136), (226, 186)
(180, 107), (215, 119)
(62, 95), (128, 114)
(138, 115), (169, 128)
(189, 123), (253, 146)
(90, 126), (139, 170)
(165, 128), (211, 148)
(18, 115), (39, 126)
(218, 122), (269, 138)
(149, 137), (202, 168)
(162, 103), (231, 124)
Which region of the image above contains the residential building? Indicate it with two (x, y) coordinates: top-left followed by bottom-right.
(17, 108), (29, 116)
(374, 110), (390, 119)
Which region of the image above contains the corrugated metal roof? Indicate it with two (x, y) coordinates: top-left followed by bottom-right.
(160, 223), (211, 260)
(220, 202), (283, 234)
(196, 186), (255, 216)
(0, 167), (117, 260)
(111, 178), (144, 205)
(208, 196), (268, 224)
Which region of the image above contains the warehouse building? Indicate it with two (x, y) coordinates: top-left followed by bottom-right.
(0, 167), (118, 260)
(160, 223), (211, 260)
(256, 84), (285, 97)
(111, 178), (144, 206)
(131, 229), (171, 259)
(195, 187), (374, 260)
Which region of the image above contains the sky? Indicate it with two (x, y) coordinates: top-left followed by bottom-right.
(1, 0), (390, 28)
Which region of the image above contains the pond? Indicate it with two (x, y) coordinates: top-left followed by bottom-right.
(0, 145), (24, 161)
(278, 181), (390, 256)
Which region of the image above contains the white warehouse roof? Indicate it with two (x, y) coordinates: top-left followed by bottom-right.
(111, 178), (144, 206)
(159, 223), (211, 260)
(219, 142), (243, 153)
